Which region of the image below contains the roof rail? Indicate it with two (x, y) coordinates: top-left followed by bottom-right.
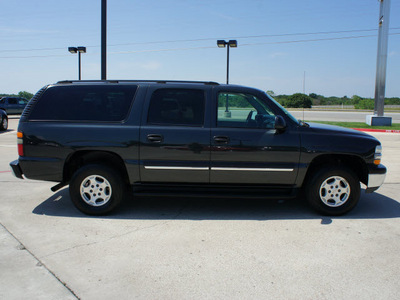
(56, 80), (220, 85)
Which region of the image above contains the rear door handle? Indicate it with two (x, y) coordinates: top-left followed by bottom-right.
(213, 136), (229, 144)
(147, 134), (163, 143)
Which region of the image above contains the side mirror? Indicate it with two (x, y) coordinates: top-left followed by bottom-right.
(274, 115), (287, 132)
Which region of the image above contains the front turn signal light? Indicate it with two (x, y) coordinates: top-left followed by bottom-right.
(374, 145), (382, 165)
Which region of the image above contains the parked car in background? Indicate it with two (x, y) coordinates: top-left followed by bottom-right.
(0, 109), (8, 131)
(0, 97), (29, 114)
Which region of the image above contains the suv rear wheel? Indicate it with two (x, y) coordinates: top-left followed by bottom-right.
(69, 164), (126, 215)
(306, 166), (360, 215)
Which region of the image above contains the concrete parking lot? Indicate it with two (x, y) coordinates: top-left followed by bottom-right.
(1, 115), (399, 300)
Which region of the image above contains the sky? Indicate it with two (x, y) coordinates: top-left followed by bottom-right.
(0, 0), (399, 98)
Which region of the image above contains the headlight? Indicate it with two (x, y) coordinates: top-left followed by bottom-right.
(374, 145), (382, 165)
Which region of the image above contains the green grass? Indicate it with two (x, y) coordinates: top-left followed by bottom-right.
(307, 121), (400, 130)
(383, 108), (400, 112)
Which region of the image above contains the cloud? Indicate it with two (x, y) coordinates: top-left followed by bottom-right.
(0, 27), (58, 35)
(210, 12), (235, 21)
(268, 52), (287, 59)
(140, 61), (162, 71)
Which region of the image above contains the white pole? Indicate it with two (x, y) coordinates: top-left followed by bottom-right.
(374, 0), (391, 117)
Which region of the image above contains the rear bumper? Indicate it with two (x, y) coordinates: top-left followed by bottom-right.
(366, 164), (386, 193)
(9, 159), (23, 179)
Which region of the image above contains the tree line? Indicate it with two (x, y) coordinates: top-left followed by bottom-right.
(268, 91), (400, 109)
(1, 91), (34, 100)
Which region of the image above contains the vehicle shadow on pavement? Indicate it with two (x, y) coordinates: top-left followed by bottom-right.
(0, 129), (13, 134)
(32, 188), (400, 223)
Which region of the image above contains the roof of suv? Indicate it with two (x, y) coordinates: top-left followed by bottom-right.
(56, 80), (220, 86)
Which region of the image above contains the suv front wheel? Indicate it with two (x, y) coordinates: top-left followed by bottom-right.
(306, 166), (360, 215)
(69, 164), (126, 215)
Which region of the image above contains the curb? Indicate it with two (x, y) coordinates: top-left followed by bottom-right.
(352, 128), (400, 133)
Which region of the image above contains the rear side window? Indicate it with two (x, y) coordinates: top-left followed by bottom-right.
(147, 89), (205, 126)
(28, 85), (137, 121)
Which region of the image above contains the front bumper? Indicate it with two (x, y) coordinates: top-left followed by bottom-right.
(9, 160), (23, 179)
(366, 164), (386, 193)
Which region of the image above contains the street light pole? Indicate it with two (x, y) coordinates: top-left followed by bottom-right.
(217, 40), (238, 117)
(366, 0), (392, 126)
(374, 0), (390, 117)
(78, 51), (82, 80)
(101, 0), (107, 80)
(68, 46), (86, 80)
(217, 40), (238, 85)
(226, 44), (230, 84)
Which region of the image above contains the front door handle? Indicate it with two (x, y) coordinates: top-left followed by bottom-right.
(213, 136), (229, 144)
(147, 134), (163, 143)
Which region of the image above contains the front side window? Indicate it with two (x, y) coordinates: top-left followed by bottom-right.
(147, 89), (205, 126)
(8, 98), (18, 104)
(29, 85), (137, 121)
(217, 92), (276, 129)
(266, 93), (299, 125)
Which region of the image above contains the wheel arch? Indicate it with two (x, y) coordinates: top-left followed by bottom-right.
(63, 151), (129, 185)
(304, 154), (368, 186)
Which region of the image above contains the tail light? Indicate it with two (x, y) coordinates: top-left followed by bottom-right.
(17, 131), (24, 156)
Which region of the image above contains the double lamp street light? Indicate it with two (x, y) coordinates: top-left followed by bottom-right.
(217, 39), (237, 85)
(217, 40), (237, 117)
(67, 40), (237, 83)
(68, 46), (86, 80)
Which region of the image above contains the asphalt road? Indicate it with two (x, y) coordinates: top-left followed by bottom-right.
(1, 115), (399, 300)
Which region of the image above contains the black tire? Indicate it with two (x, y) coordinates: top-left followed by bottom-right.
(69, 164), (126, 215)
(0, 116), (8, 131)
(305, 166), (360, 216)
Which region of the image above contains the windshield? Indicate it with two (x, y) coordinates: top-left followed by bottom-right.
(265, 93), (299, 125)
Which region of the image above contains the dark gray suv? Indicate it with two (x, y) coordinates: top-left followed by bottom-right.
(10, 80), (386, 216)
(0, 97), (29, 114)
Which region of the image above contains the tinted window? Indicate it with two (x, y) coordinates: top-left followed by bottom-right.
(8, 98), (18, 104)
(217, 92), (276, 129)
(29, 85), (137, 121)
(147, 89), (205, 126)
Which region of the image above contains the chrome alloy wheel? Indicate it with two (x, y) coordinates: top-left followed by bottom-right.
(80, 175), (112, 207)
(319, 176), (351, 207)
(2, 117), (7, 129)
